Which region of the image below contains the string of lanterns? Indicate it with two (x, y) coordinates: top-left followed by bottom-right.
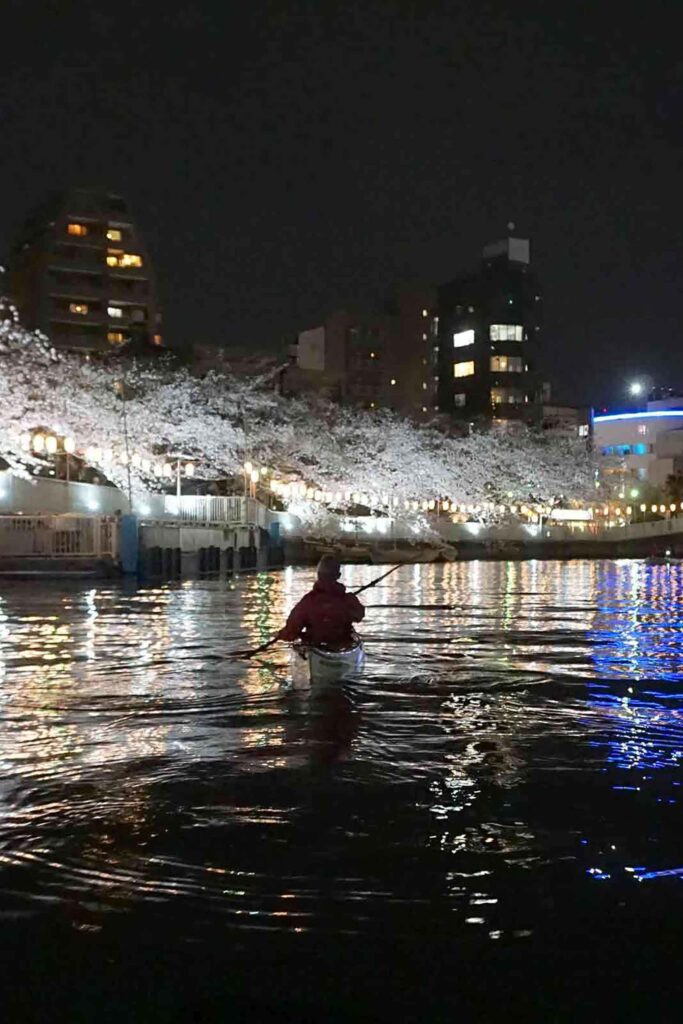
(16, 434), (683, 522)
(19, 431), (195, 479)
(269, 479), (683, 522)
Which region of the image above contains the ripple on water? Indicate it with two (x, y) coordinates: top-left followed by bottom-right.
(1, 562), (683, 1010)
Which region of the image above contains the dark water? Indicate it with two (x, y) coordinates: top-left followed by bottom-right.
(1, 560), (683, 1022)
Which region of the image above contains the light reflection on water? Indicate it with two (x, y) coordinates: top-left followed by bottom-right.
(1, 560), (683, 1012)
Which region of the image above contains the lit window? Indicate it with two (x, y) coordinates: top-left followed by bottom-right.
(67, 223), (88, 236)
(578, 424), (589, 438)
(490, 355), (523, 372)
(490, 324), (523, 342)
(107, 331), (126, 344)
(491, 387), (524, 405)
(453, 329), (474, 348)
(638, 424), (647, 435)
(69, 302), (88, 315)
(107, 228), (122, 241)
(108, 306), (123, 318)
(106, 250), (143, 268)
(454, 360), (475, 378)
(454, 393), (466, 407)
(153, 334), (163, 346)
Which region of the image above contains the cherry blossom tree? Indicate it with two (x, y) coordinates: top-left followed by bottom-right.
(0, 301), (596, 514)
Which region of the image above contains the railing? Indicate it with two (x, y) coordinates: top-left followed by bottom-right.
(161, 495), (271, 528)
(0, 515), (118, 559)
(592, 516), (682, 542)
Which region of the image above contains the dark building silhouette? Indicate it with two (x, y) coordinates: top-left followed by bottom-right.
(436, 235), (543, 422)
(8, 187), (162, 354)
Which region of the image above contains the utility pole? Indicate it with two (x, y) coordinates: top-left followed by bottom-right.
(117, 378), (133, 512)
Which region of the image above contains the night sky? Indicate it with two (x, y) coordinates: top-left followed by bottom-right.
(2, 1), (682, 406)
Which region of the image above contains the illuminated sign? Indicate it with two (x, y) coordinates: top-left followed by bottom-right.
(594, 411), (683, 423)
(550, 509), (593, 522)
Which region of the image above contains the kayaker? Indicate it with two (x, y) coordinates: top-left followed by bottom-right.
(276, 555), (365, 650)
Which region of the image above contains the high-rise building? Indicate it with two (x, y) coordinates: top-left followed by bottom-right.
(7, 187), (162, 354)
(436, 235), (543, 422)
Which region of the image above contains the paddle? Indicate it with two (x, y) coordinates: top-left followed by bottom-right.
(351, 563), (405, 595)
(232, 637), (281, 660)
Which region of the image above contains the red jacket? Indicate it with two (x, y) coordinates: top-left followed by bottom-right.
(278, 579), (365, 648)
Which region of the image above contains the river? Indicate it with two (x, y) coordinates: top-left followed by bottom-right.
(1, 560), (682, 1022)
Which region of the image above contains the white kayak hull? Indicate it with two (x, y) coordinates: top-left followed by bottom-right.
(290, 643), (365, 687)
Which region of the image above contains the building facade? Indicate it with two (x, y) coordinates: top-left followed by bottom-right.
(436, 236), (543, 422)
(594, 396), (683, 494)
(8, 188), (162, 354)
(282, 309), (408, 411)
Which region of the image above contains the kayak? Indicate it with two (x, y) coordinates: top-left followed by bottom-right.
(290, 641), (365, 687)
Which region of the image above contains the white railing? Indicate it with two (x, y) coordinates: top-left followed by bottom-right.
(592, 516), (682, 542)
(161, 495), (270, 528)
(0, 515), (118, 559)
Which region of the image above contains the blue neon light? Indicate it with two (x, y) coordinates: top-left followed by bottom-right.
(594, 410), (683, 423)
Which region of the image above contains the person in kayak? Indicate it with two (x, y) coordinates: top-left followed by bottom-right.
(277, 555), (365, 650)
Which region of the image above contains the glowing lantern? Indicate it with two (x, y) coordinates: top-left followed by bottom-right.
(63, 437), (75, 454)
(32, 433), (45, 452)
(185, 463), (195, 477)
(45, 435), (58, 454)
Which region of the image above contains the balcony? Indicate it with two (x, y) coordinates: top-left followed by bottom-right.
(108, 277), (149, 301)
(47, 277), (106, 300)
(51, 309), (105, 327)
(49, 251), (107, 275)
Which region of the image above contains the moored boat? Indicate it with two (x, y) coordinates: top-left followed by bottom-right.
(290, 640), (365, 687)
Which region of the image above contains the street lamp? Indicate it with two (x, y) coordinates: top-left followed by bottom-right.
(628, 381), (644, 397)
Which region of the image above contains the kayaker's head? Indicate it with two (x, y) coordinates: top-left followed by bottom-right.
(317, 555), (341, 582)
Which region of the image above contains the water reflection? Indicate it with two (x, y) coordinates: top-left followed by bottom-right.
(0, 561), (683, 980)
